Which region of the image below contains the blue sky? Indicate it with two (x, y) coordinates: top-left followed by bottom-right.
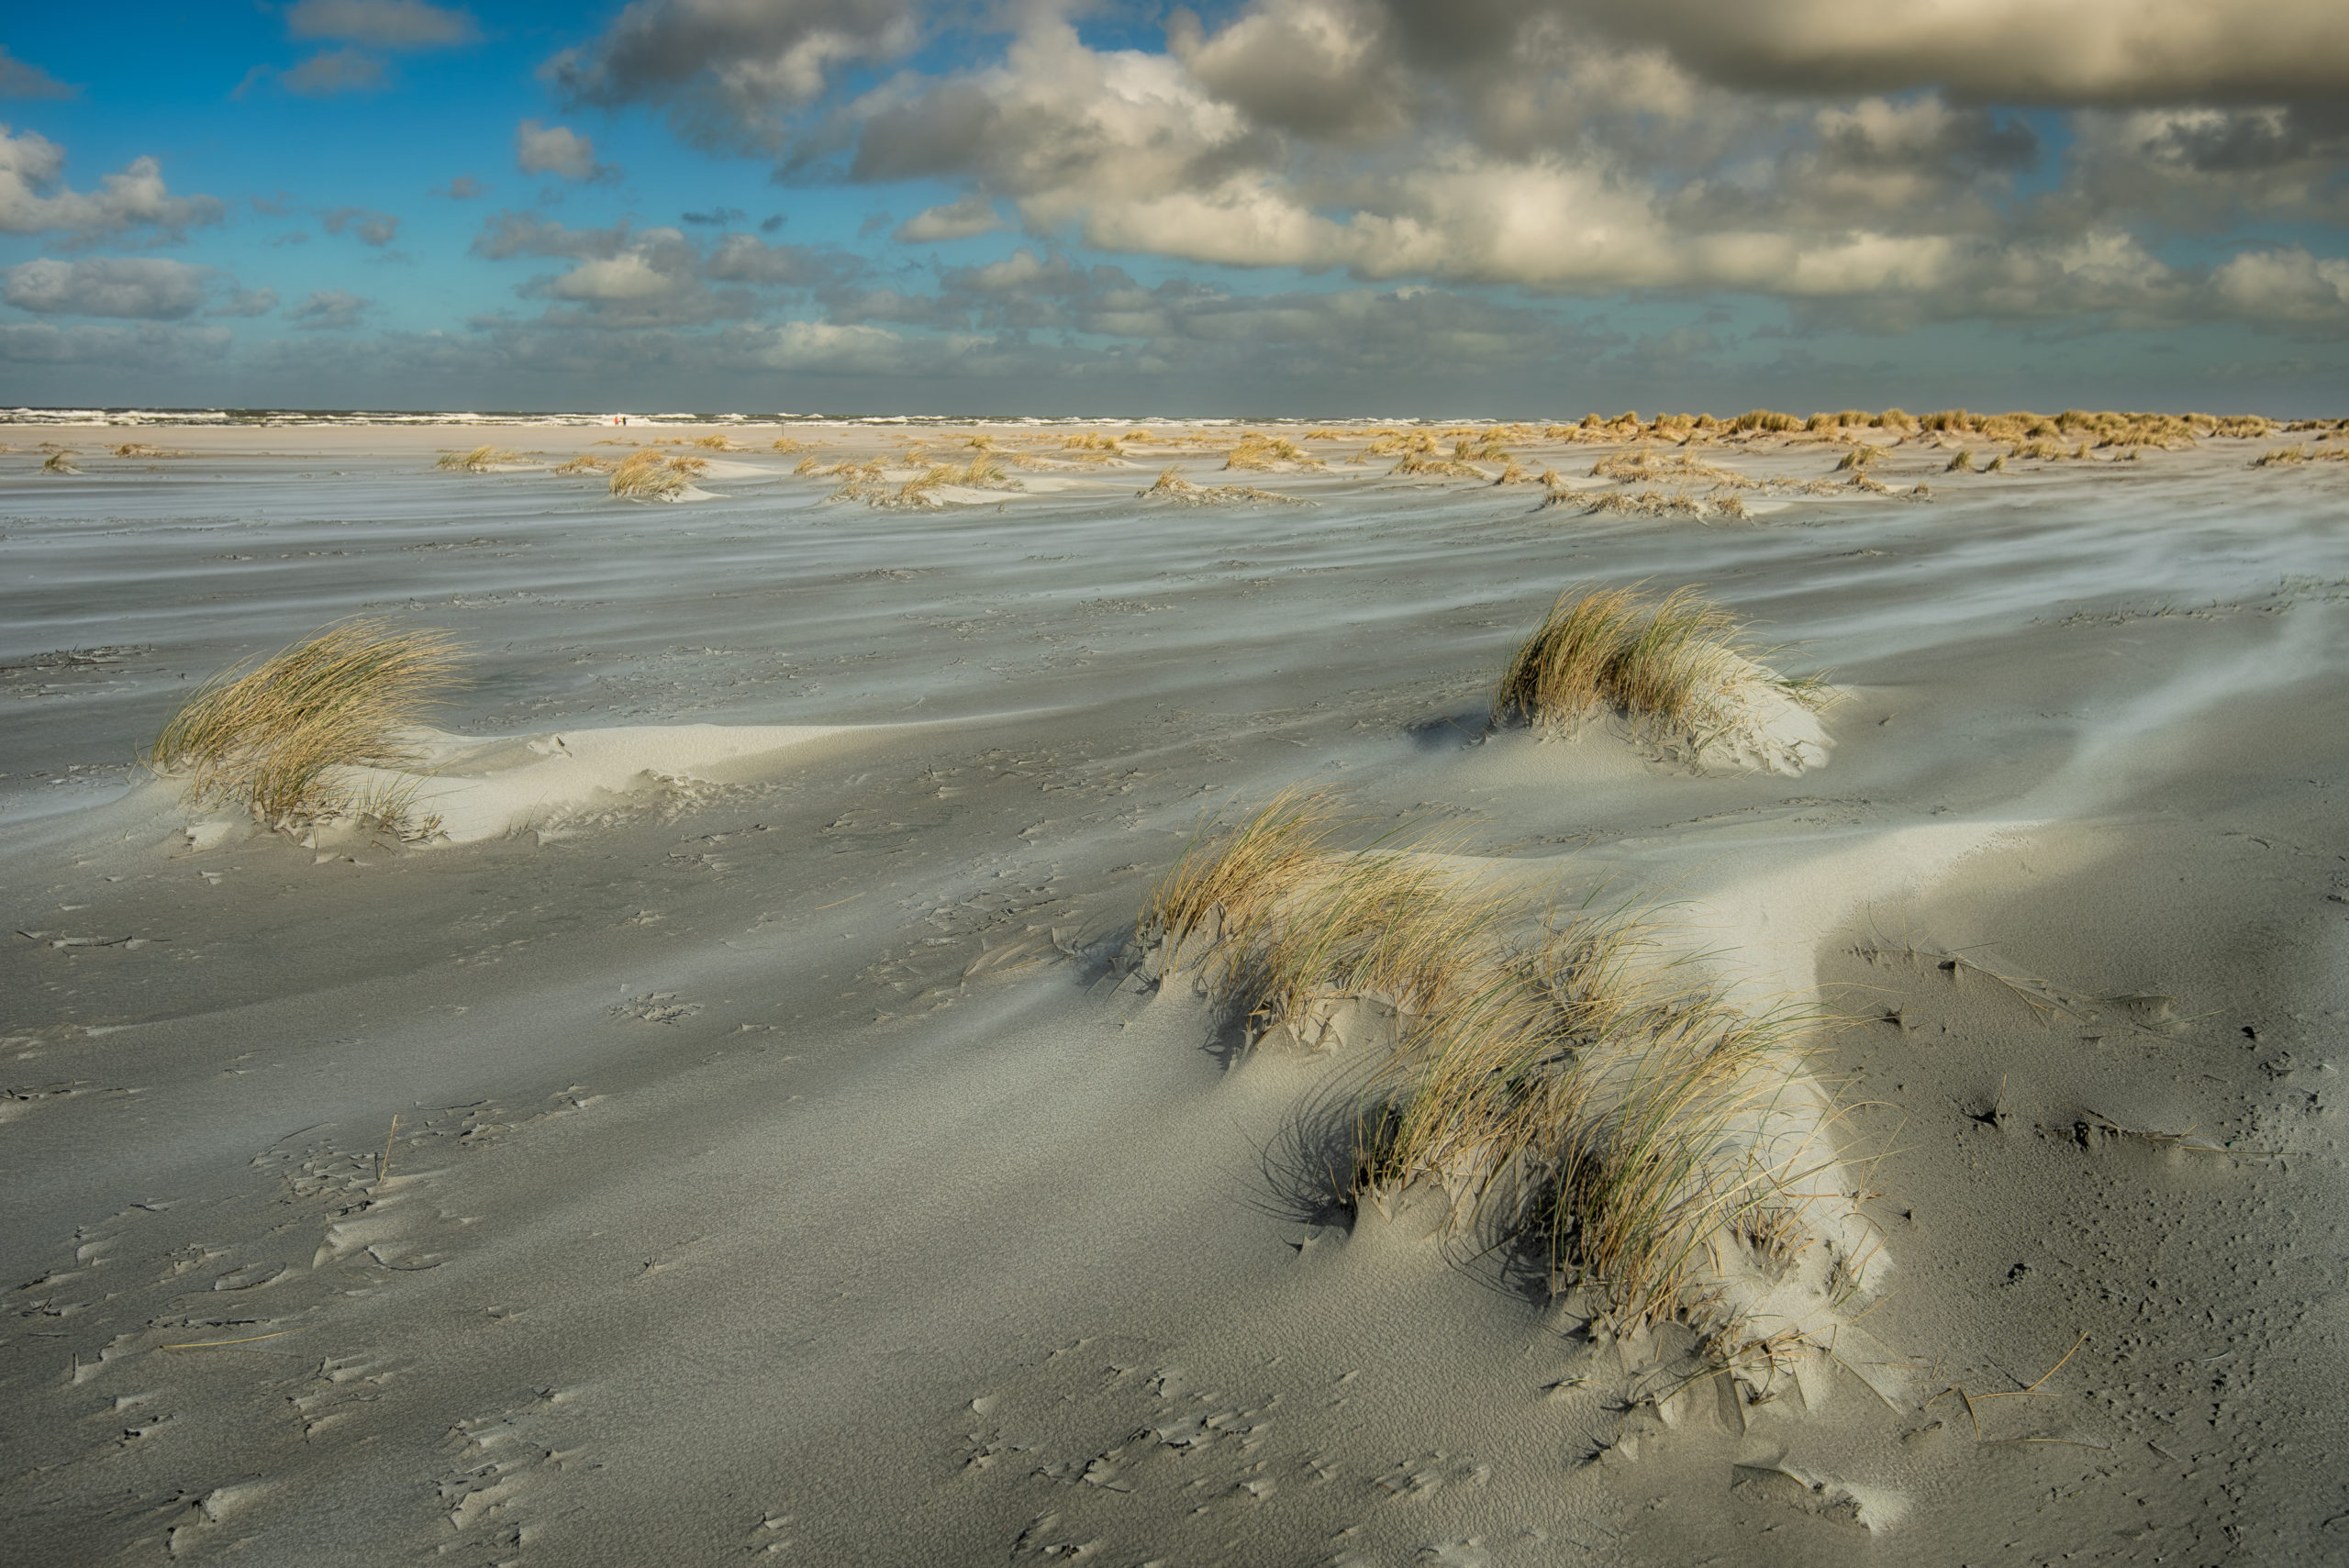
(3, 1), (2344, 414)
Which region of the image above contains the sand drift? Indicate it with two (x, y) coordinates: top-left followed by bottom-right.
(2, 415), (2344, 1566)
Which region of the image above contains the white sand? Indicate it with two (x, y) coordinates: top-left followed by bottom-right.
(3, 419), (2344, 1565)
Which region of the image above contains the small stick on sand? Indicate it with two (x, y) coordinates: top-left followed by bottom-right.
(161, 1329), (300, 1351)
(380, 1112), (400, 1183)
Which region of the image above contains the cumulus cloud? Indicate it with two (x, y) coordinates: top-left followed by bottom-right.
(471, 211), (642, 261)
(0, 128), (225, 244)
(434, 174), (488, 199)
(2061, 106), (2349, 229)
(2212, 246), (2349, 325)
(893, 192), (1004, 242)
(1169, 0), (1412, 140)
(468, 209), (863, 328)
(547, 0), (920, 144)
(3, 256), (216, 319)
(0, 47), (75, 100)
(0, 320), (230, 367)
(208, 285), (280, 318)
(1546, 0), (2349, 106)
(279, 48), (388, 96)
(322, 206), (401, 246)
(703, 233), (858, 286)
(529, 0), (2349, 339)
(517, 119), (616, 182)
(289, 288), (373, 329)
(286, 0), (479, 48)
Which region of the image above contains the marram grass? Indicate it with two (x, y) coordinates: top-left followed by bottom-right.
(609, 449), (707, 499)
(1139, 466), (1308, 506)
(1493, 584), (1824, 752)
(435, 445), (524, 473)
(150, 619), (463, 829)
(1136, 792), (1847, 1336)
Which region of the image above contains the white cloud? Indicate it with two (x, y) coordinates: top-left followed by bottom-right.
(279, 48), (388, 96)
(286, 0), (479, 48)
(322, 206), (401, 246)
(731, 318), (912, 373)
(289, 288), (373, 329)
(0, 127), (225, 243)
(2212, 247), (2349, 323)
(3, 256), (215, 318)
(0, 47), (75, 100)
(893, 192), (1004, 242)
(0, 320), (230, 366)
(1553, 0), (2349, 106)
(544, 252), (678, 301)
(517, 119), (615, 182)
(547, 0), (921, 142)
(208, 286), (280, 318)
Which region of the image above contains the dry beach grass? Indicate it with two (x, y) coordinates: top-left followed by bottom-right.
(148, 618), (463, 828)
(1136, 791), (1854, 1344)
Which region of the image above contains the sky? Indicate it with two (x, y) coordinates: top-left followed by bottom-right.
(2, 0), (2345, 415)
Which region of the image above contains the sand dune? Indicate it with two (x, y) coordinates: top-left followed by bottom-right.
(2, 417), (2344, 1566)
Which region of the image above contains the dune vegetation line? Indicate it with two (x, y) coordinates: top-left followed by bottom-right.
(148, 619), (463, 829)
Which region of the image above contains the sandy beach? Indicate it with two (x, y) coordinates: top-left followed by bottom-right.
(3, 415), (2344, 1566)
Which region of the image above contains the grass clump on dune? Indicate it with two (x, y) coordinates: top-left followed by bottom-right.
(2253, 446), (2308, 466)
(40, 450), (80, 473)
(1226, 432), (1327, 472)
(816, 456), (1019, 508)
(1833, 443), (1887, 471)
(1139, 466), (1309, 506)
(1361, 429), (1434, 459)
(150, 618), (462, 830)
(435, 445), (525, 473)
(552, 453), (613, 476)
(609, 449), (708, 500)
(1944, 449), (1974, 473)
(1391, 440), (1489, 479)
(1064, 429), (1150, 454)
(1359, 921), (1831, 1332)
(1494, 584), (1826, 756)
(1137, 792), (1871, 1344)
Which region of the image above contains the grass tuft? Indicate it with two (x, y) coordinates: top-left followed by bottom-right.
(1140, 466), (1309, 507)
(1139, 795), (1857, 1338)
(435, 445), (524, 473)
(1493, 584), (1825, 753)
(1226, 432), (1327, 472)
(610, 449), (707, 500)
(150, 618), (463, 830)
(39, 450), (80, 474)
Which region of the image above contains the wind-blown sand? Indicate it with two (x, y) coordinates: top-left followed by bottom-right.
(3, 417), (2345, 1565)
